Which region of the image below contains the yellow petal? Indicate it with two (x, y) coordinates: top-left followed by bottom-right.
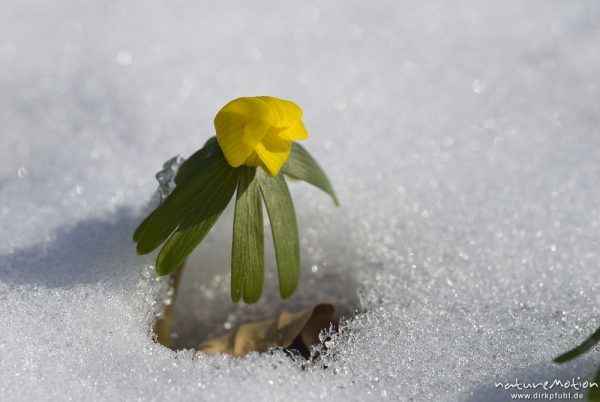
(258, 96), (303, 128)
(254, 131), (292, 176)
(217, 97), (272, 120)
(278, 120), (308, 141)
(214, 97), (272, 167)
(214, 96), (307, 171)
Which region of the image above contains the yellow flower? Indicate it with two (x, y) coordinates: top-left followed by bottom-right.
(214, 96), (308, 176)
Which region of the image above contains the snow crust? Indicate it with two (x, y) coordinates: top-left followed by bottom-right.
(1, 1), (600, 400)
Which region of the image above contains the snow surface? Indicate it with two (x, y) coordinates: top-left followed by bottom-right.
(2, 0), (600, 400)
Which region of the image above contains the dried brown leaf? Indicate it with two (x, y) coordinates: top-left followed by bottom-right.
(199, 303), (337, 356)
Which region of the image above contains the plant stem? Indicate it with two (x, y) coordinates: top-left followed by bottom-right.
(154, 263), (184, 348)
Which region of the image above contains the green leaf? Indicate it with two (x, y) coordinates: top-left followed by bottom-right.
(554, 326), (600, 363)
(281, 142), (339, 206)
(133, 207), (157, 243)
(590, 365), (600, 402)
(258, 169), (300, 299)
(231, 167), (264, 304)
(134, 153), (225, 255)
(133, 137), (220, 244)
(155, 158), (238, 275)
(175, 137), (220, 186)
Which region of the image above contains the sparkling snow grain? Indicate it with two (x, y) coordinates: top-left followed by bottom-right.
(1, 1), (600, 401)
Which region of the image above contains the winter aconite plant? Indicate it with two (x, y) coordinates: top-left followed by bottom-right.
(134, 96), (338, 303)
(554, 326), (600, 402)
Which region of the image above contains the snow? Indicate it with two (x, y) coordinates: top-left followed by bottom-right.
(2, 0), (600, 400)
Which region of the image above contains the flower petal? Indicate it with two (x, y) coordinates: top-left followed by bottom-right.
(258, 96), (303, 128)
(215, 96), (306, 171)
(278, 121), (308, 141)
(215, 97), (272, 167)
(217, 97), (272, 120)
(255, 132), (292, 176)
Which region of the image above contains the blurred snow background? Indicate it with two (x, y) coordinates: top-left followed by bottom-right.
(1, 0), (600, 400)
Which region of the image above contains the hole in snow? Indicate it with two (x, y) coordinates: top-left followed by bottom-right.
(155, 201), (362, 356)
(148, 154), (360, 357)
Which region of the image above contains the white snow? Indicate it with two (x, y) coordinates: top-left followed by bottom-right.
(2, 1), (600, 400)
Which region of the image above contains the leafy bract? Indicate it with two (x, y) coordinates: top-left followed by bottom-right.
(134, 136), (338, 302)
(132, 207), (157, 244)
(134, 153), (228, 255)
(156, 160), (238, 275)
(258, 169), (300, 299)
(134, 150), (239, 275)
(175, 137), (220, 186)
(231, 167), (264, 304)
(133, 138), (221, 245)
(554, 326), (600, 401)
(554, 326), (600, 363)
(591, 366), (600, 402)
(281, 142), (339, 205)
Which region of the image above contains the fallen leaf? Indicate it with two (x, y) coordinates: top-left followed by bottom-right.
(198, 303), (337, 356)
